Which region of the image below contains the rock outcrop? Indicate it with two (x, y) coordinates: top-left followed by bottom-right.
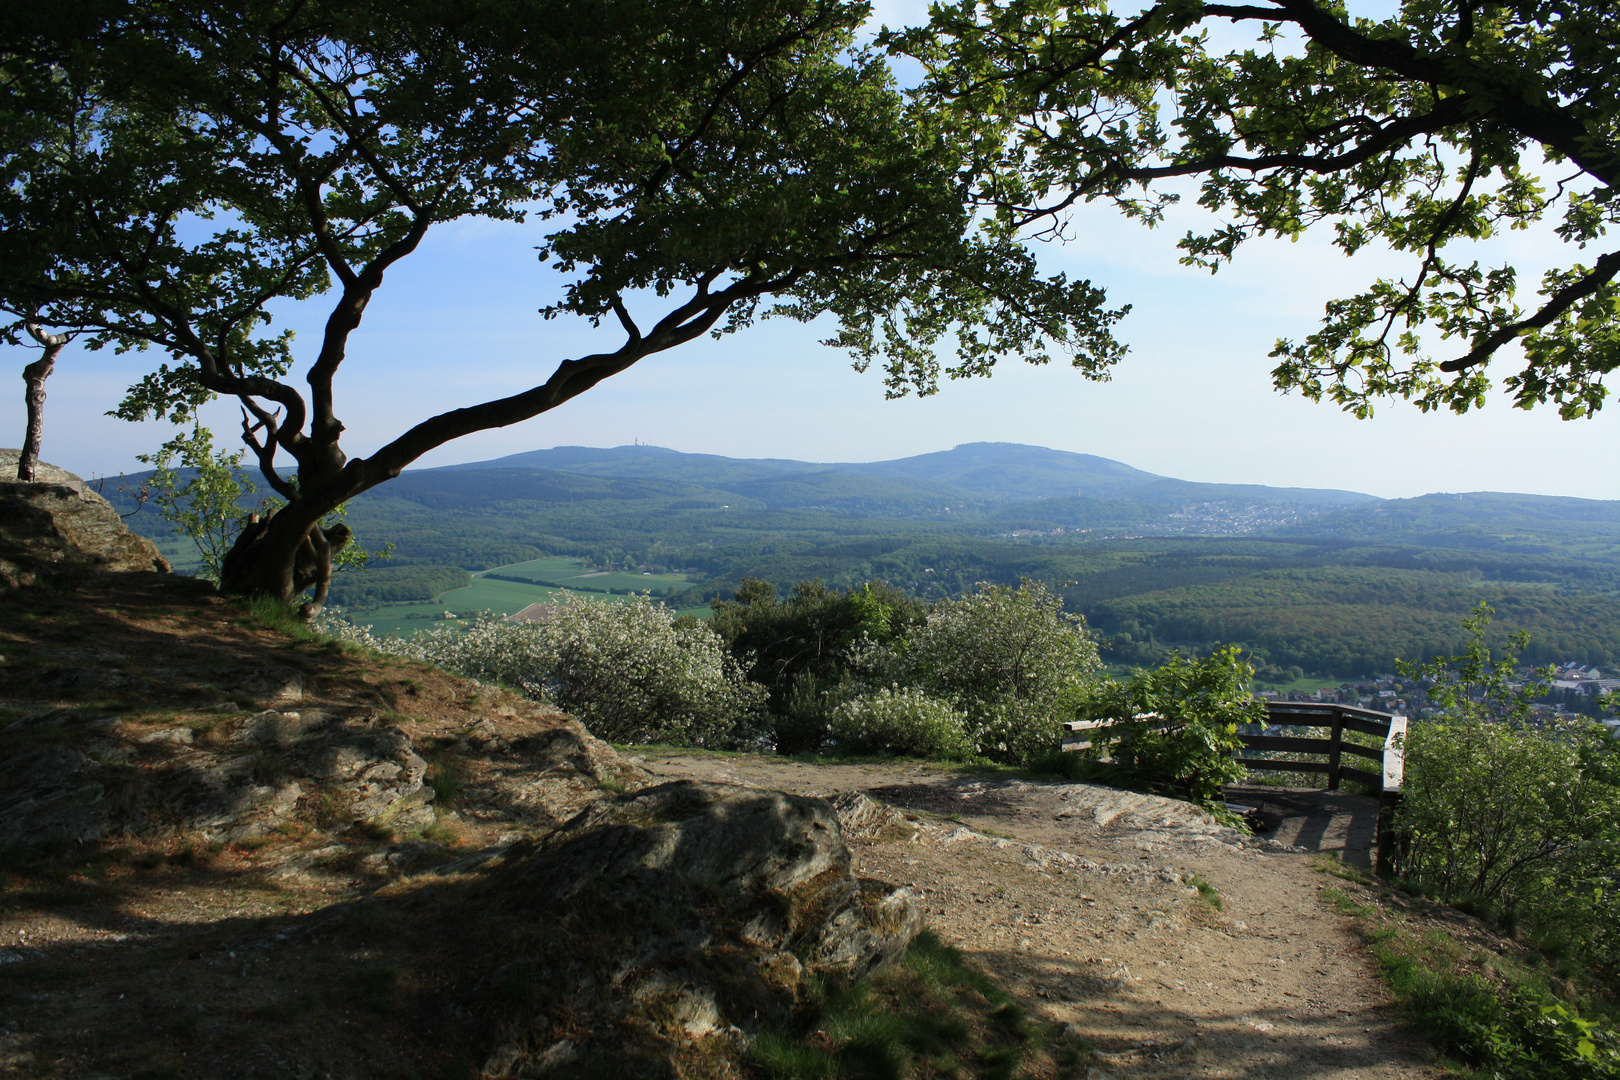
(0, 451), (169, 588)
(477, 781), (921, 1077)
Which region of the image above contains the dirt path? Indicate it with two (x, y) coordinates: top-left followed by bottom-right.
(637, 752), (1436, 1080)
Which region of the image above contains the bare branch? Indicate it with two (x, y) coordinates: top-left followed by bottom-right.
(239, 401), (298, 499)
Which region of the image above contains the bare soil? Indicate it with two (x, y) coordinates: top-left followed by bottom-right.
(637, 751), (1441, 1080)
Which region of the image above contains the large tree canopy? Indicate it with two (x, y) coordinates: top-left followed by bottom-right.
(0, 0), (1126, 608)
(895, 0), (1620, 419)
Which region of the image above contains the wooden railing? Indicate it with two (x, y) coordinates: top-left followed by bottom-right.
(1063, 701), (1409, 873)
(1240, 702), (1406, 794)
(1242, 702), (1407, 874)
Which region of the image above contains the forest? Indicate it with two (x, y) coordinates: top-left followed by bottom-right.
(108, 443), (1620, 677)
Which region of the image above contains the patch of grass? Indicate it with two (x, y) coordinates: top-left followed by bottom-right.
(1312, 851), (1376, 885)
(1188, 875), (1223, 911)
(235, 595), (318, 641)
(1319, 886), (1376, 919)
(753, 930), (1085, 1080)
(416, 815), (463, 848)
(424, 744), (464, 807)
(1318, 871), (1620, 1078)
(1370, 920), (1620, 1078)
(250, 749), (286, 786)
(305, 790), (354, 831)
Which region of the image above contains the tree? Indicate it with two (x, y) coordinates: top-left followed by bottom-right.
(896, 0), (1620, 418)
(7, 321), (70, 481)
(1, 0), (1127, 613)
(137, 424), (265, 582)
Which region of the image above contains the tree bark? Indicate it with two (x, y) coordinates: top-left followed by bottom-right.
(18, 326), (67, 482)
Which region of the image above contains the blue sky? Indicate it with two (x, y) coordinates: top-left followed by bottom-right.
(7, 1), (1615, 500)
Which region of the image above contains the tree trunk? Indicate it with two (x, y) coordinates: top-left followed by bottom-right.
(17, 330), (65, 482)
(218, 504), (351, 617)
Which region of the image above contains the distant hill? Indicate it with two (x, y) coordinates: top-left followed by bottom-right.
(424, 442), (1378, 515)
(830, 442), (1167, 499)
(1288, 490), (1620, 557)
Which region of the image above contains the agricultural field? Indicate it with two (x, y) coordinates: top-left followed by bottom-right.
(487, 557), (689, 595)
(337, 556), (691, 638)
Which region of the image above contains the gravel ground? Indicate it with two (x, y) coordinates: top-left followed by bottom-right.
(638, 751), (1437, 1080)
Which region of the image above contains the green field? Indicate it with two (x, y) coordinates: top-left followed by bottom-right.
(485, 557), (689, 594)
(338, 555), (691, 638)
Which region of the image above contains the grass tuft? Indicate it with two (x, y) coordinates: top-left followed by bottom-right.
(1188, 874), (1223, 911)
(752, 930), (1083, 1080)
(235, 595), (319, 641)
(1314, 864), (1620, 1078)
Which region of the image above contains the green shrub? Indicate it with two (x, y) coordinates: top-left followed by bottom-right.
(1081, 646), (1260, 802)
(1369, 920), (1620, 1079)
(827, 687), (975, 760)
(1398, 717), (1613, 906)
(319, 594), (766, 747)
(1393, 604), (1620, 988)
(860, 579), (1099, 764)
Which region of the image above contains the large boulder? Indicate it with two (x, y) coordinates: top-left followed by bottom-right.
(0, 451), (169, 588)
(477, 780), (922, 1077)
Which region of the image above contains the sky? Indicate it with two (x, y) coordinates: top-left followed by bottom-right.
(6, 2), (1615, 502)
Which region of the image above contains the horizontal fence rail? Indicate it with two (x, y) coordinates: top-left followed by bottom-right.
(1240, 702), (1406, 795)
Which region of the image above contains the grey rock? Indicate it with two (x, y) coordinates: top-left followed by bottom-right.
(309, 726), (429, 822)
(138, 727), (196, 747)
(228, 667), (304, 707)
(36, 667), (145, 695)
(228, 710), (327, 748)
(480, 781), (919, 1076)
(0, 744), (120, 844)
(0, 455), (169, 588)
(831, 790), (919, 842)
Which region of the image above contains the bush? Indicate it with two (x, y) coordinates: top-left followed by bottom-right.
(1399, 717), (1610, 904)
(863, 579), (1099, 764)
(709, 579), (925, 753)
(317, 594), (764, 747)
(537, 592), (765, 747)
(1393, 602), (1620, 991)
(1081, 646), (1261, 802)
(827, 688), (974, 760)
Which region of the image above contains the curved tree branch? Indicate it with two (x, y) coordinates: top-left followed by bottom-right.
(1440, 250), (1620, 373)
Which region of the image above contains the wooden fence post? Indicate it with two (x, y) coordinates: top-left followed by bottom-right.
(1326, 708), (1345, 791)
(1375, 716), (1407, 877)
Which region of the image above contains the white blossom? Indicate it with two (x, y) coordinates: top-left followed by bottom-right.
(315, 593), (763, 746)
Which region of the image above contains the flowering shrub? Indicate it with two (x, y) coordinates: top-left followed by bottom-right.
(827, 687), (975, 760)
(536, 592), (764, 747)
(859, 579), (1099, 763)
(316, 593), (763, 746)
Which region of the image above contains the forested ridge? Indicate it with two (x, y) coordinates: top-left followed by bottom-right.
(109, 443), (1620, 676)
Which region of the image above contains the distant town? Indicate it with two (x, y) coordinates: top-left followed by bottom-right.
(1259, 663), (1620, 735)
